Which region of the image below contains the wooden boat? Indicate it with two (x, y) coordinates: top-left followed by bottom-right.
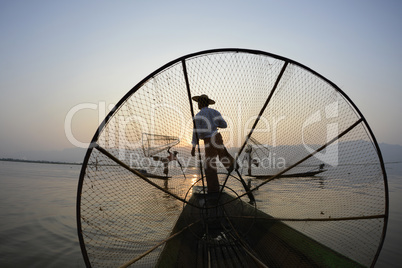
(156, 190), (364, 267)
(136, 169), (170, 180)
(250, 169), (326, 180)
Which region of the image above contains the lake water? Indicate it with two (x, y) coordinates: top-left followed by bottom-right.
(0, 160), (401, 267)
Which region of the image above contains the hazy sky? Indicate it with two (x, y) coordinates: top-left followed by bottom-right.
(1, 0), (401, 157)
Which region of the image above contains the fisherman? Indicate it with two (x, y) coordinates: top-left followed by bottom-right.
(244, 145), (259, 176)
(190, 94), (236, 193)
(152, 149), (178, 176)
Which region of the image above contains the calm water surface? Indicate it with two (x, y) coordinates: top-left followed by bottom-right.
(0, 161), (85, 267)
(0, 161), (400, 267)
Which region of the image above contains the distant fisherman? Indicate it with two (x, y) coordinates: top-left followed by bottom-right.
(191, 94), (236, 194)
(152, 149), (178, 176)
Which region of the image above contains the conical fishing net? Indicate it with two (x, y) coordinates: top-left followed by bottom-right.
(77, 49), (388, 267)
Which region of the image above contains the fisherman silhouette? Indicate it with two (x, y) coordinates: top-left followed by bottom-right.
(191, 94), (236, 193)
(152, 149), (178, 176)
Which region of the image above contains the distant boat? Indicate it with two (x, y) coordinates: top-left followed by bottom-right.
(250, 164), (327, 179)
(250, 168), (326, 179)
(135, 169), (170, 180)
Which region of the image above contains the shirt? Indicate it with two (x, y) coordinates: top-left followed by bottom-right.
(191, 107), (227, 145)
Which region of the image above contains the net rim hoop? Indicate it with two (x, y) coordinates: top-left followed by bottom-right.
(76, 48), (389, 268)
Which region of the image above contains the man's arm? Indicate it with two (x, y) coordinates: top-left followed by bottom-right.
(214, 111), (227, 129)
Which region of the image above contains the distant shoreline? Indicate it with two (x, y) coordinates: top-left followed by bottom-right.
(0, 158), (82, 166)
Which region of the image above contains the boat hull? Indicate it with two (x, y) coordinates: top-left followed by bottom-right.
(156, 191), (364, 268)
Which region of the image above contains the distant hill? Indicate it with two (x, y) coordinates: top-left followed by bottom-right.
(379, 143), (402, 162)
(0, 158), (81, 165)
(3, 147), (86, 164)
(379, 143), (402, 176)
(1, 143), (401, 173)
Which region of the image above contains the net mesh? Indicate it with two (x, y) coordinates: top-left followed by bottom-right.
(141, 133), (180, 157)
(77, 49), (387, 267)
